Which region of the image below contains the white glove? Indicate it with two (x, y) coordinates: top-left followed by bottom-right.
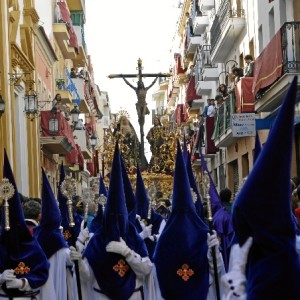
(207, 230), (219, 261)
(106, 238), (132, 258)
(6, 278), (25, 289)
(139, 225), (152, 240)
(77, 221), (89, 244)
(221, 237), (253, 299)
(229, 237), (253, 273)
(70, 246), (82, 261)
(207, 230), (219, 249)
(0, 270), (15, 284)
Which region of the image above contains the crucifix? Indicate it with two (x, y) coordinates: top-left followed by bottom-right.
(108, 58), (170, 169)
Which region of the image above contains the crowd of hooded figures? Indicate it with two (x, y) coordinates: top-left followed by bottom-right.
(0, 77), (300, 300)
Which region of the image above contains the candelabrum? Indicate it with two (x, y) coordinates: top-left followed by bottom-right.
(0, 178), (15, 231)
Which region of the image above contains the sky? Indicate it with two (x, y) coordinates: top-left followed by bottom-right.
(84, 0), (181, 158)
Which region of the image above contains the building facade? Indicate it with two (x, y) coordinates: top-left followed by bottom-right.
(0, 0), (111, 199)
(151, 0), (300, 197)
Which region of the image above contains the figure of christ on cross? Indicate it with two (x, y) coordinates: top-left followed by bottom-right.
(108, 58), (170, 169)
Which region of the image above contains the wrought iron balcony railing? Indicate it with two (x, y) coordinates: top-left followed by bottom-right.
(210, 0), (245, 54)
(211, 92), (236, 140)
(281, 22), (300, 74)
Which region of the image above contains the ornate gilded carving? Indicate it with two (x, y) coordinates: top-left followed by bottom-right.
(10, 42), (34, 72)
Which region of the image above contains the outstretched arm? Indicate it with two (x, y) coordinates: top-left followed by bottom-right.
(146, 77), (159, 91)
(122, 76), (137, 90)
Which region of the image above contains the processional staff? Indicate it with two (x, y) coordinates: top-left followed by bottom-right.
(60, 175), (83, 300)
(0, 178), (15, 231)
(203, 171), (221, 300)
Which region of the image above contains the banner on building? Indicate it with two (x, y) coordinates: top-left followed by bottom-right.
(231, 113), (256, 137)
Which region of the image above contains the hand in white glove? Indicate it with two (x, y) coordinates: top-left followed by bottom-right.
(207, 230), (220, 261)
(229, 236), (253, 273)
(70, 246), (82, 261)
(207, 230), (219, 249)
(221, 237), (253, 298)
(139, 225), (152, 240)
(106, 238), (132, 258)
(77, 221), (89, 244)
(0, 270), (15, 284)
(6, 278), (25, 289)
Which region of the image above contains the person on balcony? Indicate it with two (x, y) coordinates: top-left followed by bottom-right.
(70, 68), (78, 78)
(243, 54), (254, 77)
(207, 99), (216, 117)
(51, 98), (62, 115)
(203, 99), (214, 117)
(218, 84), (229, 98)
(52, 93), (62, 106)
(185, 12), (194, 36)
(232, 67), (244, 83)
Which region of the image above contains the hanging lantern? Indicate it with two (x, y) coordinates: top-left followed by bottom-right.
(24, 93), (37, 114)
(48, 118), (59, 134)
(89, 132), (97, 149)
(71, 105), (80, 123)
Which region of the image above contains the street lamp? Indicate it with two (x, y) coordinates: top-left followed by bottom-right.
(24, 91), (38, 115)
(89, 132), (98, 149)
(0, 96), (5, 117)
(71, 105), (80, 129)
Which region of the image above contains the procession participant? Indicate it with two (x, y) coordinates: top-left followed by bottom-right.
(231, 77), (300, 299)
(0, 151), (54, 299)
(153, 141), (225, 300)
(70, 143), (154, 299)
(89, 175), (107, 237)
(34, 169), (74, 300)
(135, 167), (166, 259)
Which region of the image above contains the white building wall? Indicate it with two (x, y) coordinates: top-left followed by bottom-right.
(257, 0), (294, 49)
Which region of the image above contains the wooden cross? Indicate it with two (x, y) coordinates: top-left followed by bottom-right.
(108, 58), (170, 169)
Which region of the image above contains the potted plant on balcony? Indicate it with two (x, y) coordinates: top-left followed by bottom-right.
(56, 79), (65, 90)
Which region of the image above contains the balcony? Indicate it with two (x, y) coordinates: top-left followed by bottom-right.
(193, 15), (209, 36)
(185, 27), (202, 59)
(71, 77), (90, 113)
(199, 0), (215, 11)
(196, 80), (217, 95)
(55, 79), (73, 104)
(158, 77), (169, 90)
(254, 22), (300, 113)
(72, 25), (88, 68)
(188, 99), (205, 116)
(210, 0), (246, 63)
(212, 92), (237, 148)
(66, 0), (85, 12)
(40, 111), (75, 154)
(73, 129), (92, 159)
(53, 23), (76, 59)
